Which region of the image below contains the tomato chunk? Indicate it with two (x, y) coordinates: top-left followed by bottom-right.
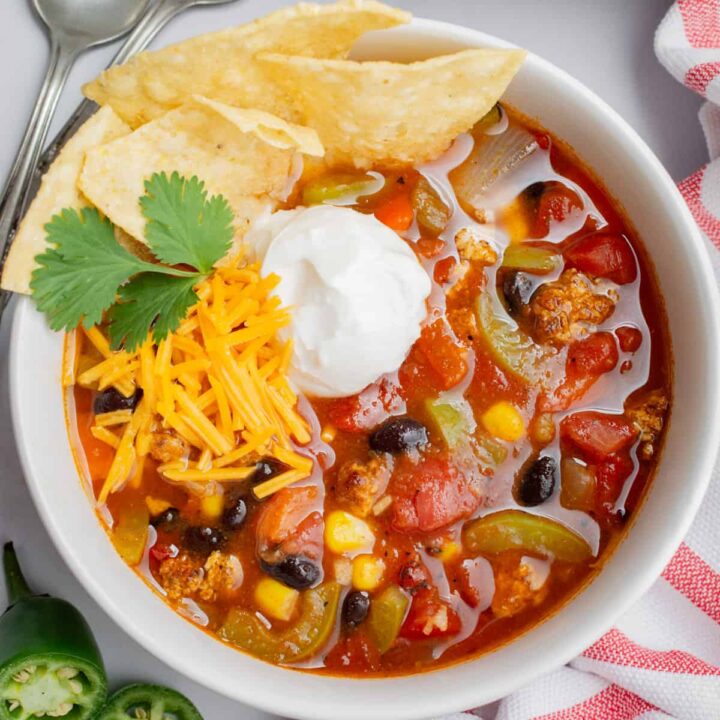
(596, 452), (635, 511)
(560, 411), (637, 462)
(400, 588), (461, 639)
(374, 191), (414, 232)
(327, 377), (405, 433)
(565, 233), (637, 284)
(615, 326), (643, 353)
(256, 486), (323, 561)
(540, 332), (618, 411)
(434, 256), (457, 285)
(532, 183), (582, 237)
(416, 320), (468, 390)
(391, 457), (482, 533)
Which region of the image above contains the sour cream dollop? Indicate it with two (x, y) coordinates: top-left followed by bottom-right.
(246, 205), (431, 397)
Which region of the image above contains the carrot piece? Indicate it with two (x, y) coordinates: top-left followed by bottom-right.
(374, 191), (414, 232)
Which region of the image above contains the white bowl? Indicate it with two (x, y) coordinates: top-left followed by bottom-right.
(9, 18), (720, 720)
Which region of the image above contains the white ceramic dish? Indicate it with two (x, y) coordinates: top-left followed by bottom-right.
(9, 18), (720, 720)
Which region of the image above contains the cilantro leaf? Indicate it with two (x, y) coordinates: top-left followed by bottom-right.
(107, 273), (199, 351)
(30, 208), (150, 331)
(141, 172), (233, 273)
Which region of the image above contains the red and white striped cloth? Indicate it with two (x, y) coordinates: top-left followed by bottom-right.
(450, 3), (720, 719)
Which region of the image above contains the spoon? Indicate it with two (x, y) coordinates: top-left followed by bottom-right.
(0, 0), (150, 271)
(37, 0), (244, 178)
(0, 0), (242, 319)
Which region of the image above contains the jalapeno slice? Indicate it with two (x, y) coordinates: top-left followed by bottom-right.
(96, 684), (202, 720)
(0, 544), (107, 720)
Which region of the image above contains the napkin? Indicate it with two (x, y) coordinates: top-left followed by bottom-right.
(451, 3), (720, 718)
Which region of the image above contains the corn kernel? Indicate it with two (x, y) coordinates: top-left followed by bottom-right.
(436, 541), (461, 563)
(201, 493), (224, 520)
(325, 510), (375, 554)
(481, 401), (525, 442)
(320, 425), (337, 443)
(352, 555), (385, 591)
(145, 496), (171, 516)
(254, 577), (299, 622)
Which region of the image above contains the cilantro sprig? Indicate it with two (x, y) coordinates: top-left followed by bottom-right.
(30, 172), (233, 351)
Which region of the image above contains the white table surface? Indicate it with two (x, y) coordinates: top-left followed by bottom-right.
(0, 1), (707, 718)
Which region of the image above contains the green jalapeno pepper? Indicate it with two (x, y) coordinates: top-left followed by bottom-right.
(96, 684), (202, 720)
(0, 543), (107, 720)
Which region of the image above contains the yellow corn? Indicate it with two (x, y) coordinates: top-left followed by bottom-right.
(352, 555), (385, 591)
(436, 541), (461, 563)
(481, 401), (526, 442)
(145, 496), (172, 516)
(501, 197), (530, 244)
(201, 493), (224, 520)
(254, 578), (299, 622)
(324, 511), (375, 554)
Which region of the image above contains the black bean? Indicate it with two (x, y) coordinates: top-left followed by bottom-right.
(223, 497), (247, 530)
(93, 387), (143, 415)
(183, 526), (227, 555)
(260, 555), (321, 590)
(518, 456), (557, 506)
(151, 507), (181, 529)
(251, 458), (287, 484)
(502, 271), (533, 316)
(369, 418), (428, 454)
(342, 591), (370, 627)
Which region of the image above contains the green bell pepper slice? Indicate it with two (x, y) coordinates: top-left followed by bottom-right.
(425, 399), (468, 449)
(475, 292), (552, 383)
(502, 244), (559, 273)
(367, 585), (409, 655)
(220, 583), (340, 664)
(0, 543), (107, 720)
(463, 510), (592, 563)
(95, 683), (202, 720)
(302, 173), (379, 205)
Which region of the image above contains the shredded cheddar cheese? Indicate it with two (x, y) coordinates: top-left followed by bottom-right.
(78, 261), (313, 505)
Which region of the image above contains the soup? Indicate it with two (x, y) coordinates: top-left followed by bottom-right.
(65, 105), (670, 675)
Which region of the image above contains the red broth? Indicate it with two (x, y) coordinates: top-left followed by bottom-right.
(65, 106), (671, 676)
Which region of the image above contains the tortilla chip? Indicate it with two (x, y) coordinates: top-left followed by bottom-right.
(258, 48), (527, 167)
(83, 0), (410, 128)
(78, 97), (318, 246)
(1, 106), (131, 295)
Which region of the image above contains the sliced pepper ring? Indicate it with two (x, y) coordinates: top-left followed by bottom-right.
(220, 582), (341, 664)
(96, 683), (202, 720)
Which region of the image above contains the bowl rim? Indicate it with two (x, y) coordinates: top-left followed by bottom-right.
(9, 16), (720, 720)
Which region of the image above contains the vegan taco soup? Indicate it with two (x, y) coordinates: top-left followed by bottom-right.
(1, 1), (671, 677)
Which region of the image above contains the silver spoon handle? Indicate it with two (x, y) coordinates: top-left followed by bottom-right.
(40, 0), (188, 178)
(0, 39), (77, 259)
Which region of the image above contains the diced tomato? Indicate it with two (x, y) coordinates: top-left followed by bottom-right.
(532, 183), (582, 237)
(434, 256), (457, 285)
(560, 411), (638, 462)
(149, 543), (174, 571)
(256, 486), (323, 561)
(417, 237), (445, 259)
(615, 326), (643, 353)
(454, 557), (494, 609)
(324, 631), (381, 673)
(565, 232), (637, 285)
(391, 457), (482, 533)
(416, 320), (468, 391)
(540, 332), (618, 411)
(596, 452), (635, 512)
(374, 191), (414, 232)
(400, 588), (461, 639)
(534, 132), (551, 150)
(326, 377), (405, 433)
